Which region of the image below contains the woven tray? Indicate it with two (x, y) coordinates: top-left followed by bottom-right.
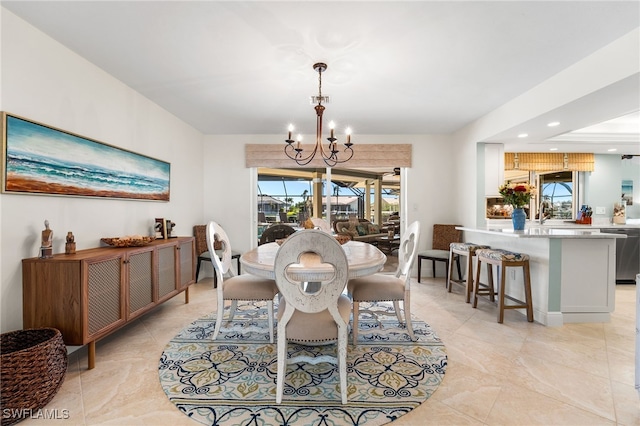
(1, 328), (68, 426)
(101, 236), (155, 247)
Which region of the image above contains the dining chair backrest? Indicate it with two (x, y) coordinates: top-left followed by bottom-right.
(396, 220), (421, 279)
(206, 221), (234, 281)
(193, 225), (208, 256)
(310, 217), (332, 233)
(432, 224), (462, 250)
(274, 230), (349, 315)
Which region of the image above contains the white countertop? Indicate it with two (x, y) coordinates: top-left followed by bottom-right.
(486, 219), (640, 229)
(458, 226), (628, 239)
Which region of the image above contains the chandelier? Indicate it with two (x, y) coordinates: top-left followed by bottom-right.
(284, 62), (354, 167)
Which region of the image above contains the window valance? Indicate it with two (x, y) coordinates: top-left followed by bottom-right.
(245, 144), (412, 168)
(504, 153), (594, 172)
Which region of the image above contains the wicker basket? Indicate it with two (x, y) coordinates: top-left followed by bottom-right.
(1, 328), (68, 426)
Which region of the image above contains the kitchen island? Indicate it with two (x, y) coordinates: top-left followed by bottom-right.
(458, 226), (627, 326)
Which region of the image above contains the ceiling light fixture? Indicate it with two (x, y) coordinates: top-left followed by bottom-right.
(517, 133), (528, 138)
(284, 62), (353, 167)
(547, 121), (560, 127)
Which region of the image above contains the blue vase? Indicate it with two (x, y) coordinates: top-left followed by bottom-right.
(511, 208), (526, 231)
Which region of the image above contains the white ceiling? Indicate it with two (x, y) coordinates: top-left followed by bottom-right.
(2, 1), (639, 154)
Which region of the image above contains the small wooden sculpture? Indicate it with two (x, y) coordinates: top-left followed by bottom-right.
(65, 232), (76, 254)
(40, 220), (53, 258)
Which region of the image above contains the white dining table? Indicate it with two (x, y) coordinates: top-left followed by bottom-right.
(240, 240), (387, 282)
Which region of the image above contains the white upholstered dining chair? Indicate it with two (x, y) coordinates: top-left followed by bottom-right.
(310, 217), (333, 233)
(273, 230), (350, 404)
(206, 221), (278, 343)
(348, 220), (421, 343)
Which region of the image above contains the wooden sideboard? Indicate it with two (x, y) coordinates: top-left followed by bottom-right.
(22, 236), (195, 369)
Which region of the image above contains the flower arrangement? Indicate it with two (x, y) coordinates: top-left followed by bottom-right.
(498, 183), (536, 208)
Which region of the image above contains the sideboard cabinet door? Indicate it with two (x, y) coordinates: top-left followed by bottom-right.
(178, 239), (195, 290)
(126, 247), (155, 320)
(157, 244), (177, 302)
(86, 256), (126, 339)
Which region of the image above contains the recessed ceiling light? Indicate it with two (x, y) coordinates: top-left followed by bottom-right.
(549, 147), (558, 151)
(607, 148), (617, 152)
(547, 121), (560, 127)
(517, 133), (528, 138)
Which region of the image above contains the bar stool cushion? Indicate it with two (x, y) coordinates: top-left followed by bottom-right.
(450, 242), (490, 252)
(476, 248), (529, 262)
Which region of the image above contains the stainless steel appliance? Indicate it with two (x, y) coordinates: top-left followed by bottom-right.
(601, 228), (640, 284)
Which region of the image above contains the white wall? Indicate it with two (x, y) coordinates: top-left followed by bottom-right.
(621, 157), (640, 219)
(587, 155), (630, 221)
(0, 10), (205, 332)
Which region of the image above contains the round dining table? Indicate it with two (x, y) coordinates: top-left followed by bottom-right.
(241, 240), (387, 282)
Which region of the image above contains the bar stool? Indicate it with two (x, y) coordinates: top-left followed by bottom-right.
(448, 242), (490, 303)
(473, 248), (534, 323)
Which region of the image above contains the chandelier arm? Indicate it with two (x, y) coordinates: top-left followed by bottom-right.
(284, 142), (320, 166)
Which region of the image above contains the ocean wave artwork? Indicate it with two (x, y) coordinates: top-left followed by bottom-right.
(3, 114), (170, 201)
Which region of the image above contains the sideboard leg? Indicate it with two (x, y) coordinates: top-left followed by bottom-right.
(184, 287), (190, 304)
(88, 341), (95, 370)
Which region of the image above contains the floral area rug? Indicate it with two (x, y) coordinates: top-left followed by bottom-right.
(159, 302), (447, 426)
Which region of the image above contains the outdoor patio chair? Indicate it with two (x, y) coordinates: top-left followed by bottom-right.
(259, 223), (296, 245)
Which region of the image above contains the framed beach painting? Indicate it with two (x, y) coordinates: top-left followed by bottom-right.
(1, 112), (170, 201)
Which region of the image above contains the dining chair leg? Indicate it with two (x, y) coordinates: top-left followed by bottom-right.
(404, 292), (415, 341)
(393, 300), (403, 324)
(267, 299), (274, 343)
(352, 302), (360, 345)
(447, 250), (455, 292)
(195, 258), (203, 282)
(212, 297), (225, 340)
(228, 300), (239, 322)
(337, 322), (348, 404)
(276, 326), (287, 404)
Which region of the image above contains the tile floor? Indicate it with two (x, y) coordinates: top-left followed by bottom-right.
(18, 260), (639, 425)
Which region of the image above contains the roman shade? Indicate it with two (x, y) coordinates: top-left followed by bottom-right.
(504, 153), (594, 171)
(245, 144), (412, 168)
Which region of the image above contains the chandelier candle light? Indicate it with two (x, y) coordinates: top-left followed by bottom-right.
(284, 62), (354, 167)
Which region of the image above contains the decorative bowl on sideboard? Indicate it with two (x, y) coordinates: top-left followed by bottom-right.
(101, 236), (156, 247)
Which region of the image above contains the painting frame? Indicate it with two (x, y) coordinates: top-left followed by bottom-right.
(1, 112), (170, 201)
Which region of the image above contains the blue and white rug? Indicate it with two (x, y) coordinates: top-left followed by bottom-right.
(159, 302), (447, 426)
